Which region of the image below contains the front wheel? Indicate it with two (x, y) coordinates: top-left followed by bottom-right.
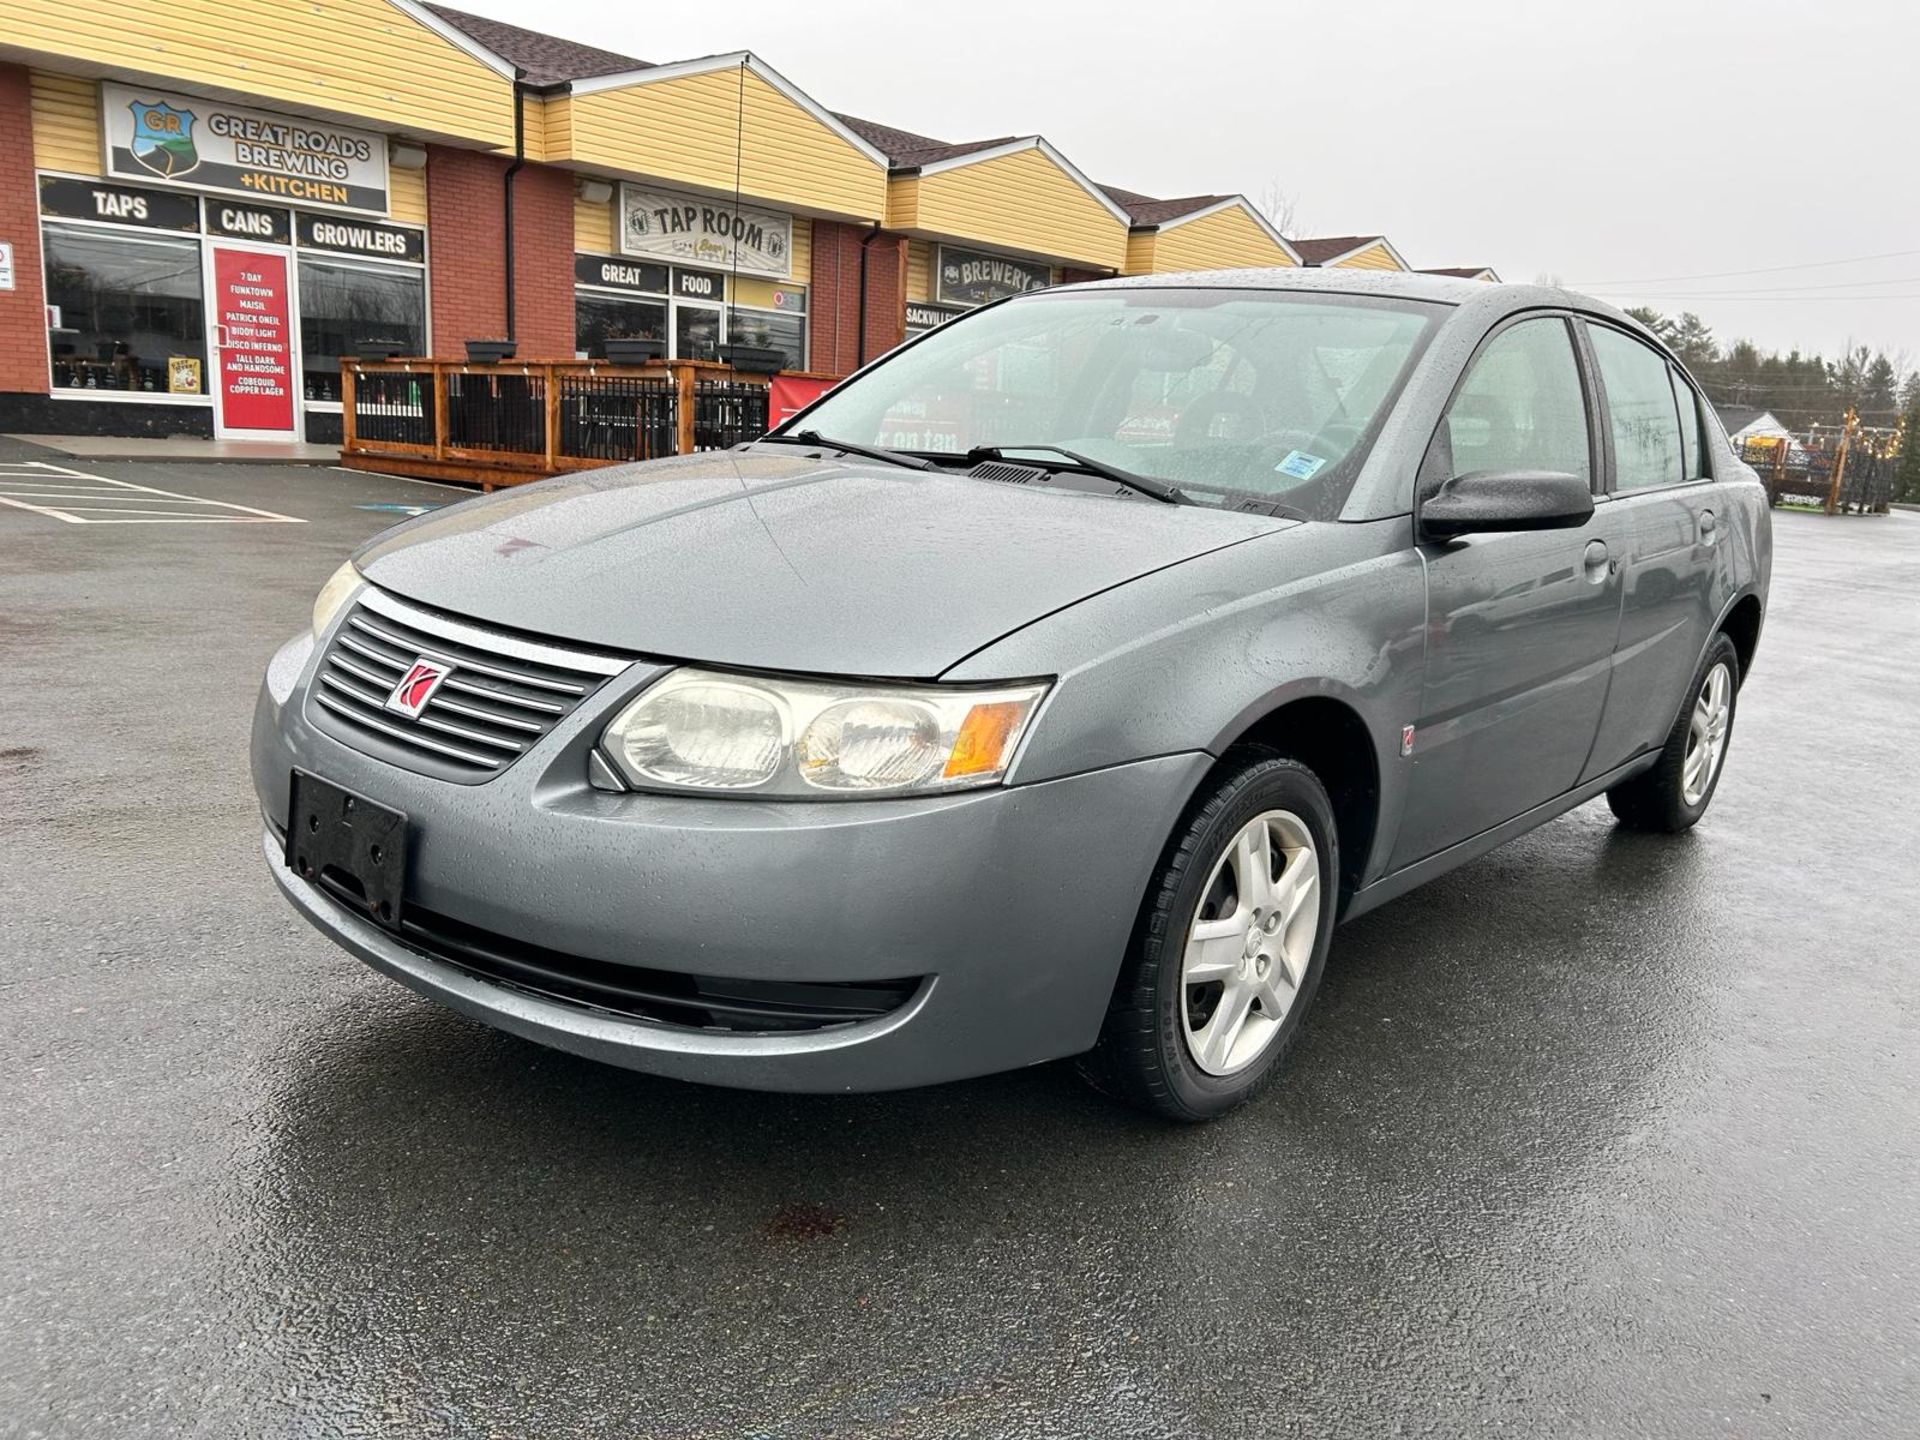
(1080, 754), (1338, 1122)
(1607, 633), (1741, 833)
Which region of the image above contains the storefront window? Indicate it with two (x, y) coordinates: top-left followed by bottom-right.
(674, 304), (724, 362)
(298, 257), (426, 402)
(576, 292), (669, 358)
(43, 225), (207, 394)
(728, 306), (805, 370)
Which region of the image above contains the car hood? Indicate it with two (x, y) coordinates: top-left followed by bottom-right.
(354, 449), (1289, 677)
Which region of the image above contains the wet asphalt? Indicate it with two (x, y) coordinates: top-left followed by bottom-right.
(1, 458), (1915, 1439)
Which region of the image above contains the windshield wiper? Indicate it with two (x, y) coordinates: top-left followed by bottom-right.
(965, 444), (1188, 505)
(756, 430), (934, 471)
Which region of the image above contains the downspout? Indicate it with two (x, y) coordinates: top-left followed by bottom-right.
(502, 73), (526, 343)
(856, 221), (885, 367)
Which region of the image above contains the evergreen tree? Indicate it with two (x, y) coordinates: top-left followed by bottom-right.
(1897, 388), (1920, 503)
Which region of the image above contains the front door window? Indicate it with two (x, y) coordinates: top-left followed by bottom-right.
(674, 303), (723, 362)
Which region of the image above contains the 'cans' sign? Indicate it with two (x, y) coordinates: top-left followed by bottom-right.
(620, 184), (792, 279)
(103, 83), (389, 215)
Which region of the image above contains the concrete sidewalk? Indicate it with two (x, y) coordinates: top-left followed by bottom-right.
(2, 433), (339, 464)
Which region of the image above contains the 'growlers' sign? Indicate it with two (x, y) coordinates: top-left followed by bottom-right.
(937, 246), (1050, 307)
(620, 184), (792, 279)
(102, 83), (389, 215)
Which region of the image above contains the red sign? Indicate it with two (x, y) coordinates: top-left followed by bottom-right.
(768, 374), (836, 428)
(212, 247), (294, 433)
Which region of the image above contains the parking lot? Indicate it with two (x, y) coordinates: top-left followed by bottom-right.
(2, 457), (1915, 1438)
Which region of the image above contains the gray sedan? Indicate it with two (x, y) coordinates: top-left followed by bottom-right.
(253, 270), (1770, 1120)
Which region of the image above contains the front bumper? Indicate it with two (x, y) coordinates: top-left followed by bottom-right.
(253, 630), (1208, 1092)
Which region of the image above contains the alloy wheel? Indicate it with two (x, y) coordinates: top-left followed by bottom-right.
(1683, 661), (1733, 806)
(1180, 809), (1321, 1076)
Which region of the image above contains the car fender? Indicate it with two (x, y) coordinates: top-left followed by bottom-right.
(948, 518), (1426, 888)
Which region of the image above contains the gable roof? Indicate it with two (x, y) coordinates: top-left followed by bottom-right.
(833, 114), (1016, 169)
(1290, 235), (1397, 266)
(424, 4), (650, 86)
(1714, 404), (1785, 438)
(1419, 265), (1501, 282)
(1100, 187), (1235, 226)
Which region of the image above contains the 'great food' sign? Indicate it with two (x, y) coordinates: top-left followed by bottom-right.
(620, 184), (792, 280)
(102, 83), (389, 215)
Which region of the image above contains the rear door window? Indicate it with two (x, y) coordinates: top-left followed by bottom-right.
(1590, 325), (1686, 491)
(1671, 369), (1707, 480)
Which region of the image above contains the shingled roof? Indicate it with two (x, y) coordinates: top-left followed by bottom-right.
(1290, 235), (1392, 266)
(1100, 186), (1234, 227)
(833, 114), (1020, 170)
(1418, 265), (1500, 281)
(425, 4), (650, 86)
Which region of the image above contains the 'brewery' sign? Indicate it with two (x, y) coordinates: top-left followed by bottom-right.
(936, 246), (1050, 307)
(620, 184), (792, 279)
(103, 83), (389, 215)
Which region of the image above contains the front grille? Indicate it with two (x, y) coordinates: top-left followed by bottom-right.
(396, 902), (919, 1034)
(308, 589), (631, 783)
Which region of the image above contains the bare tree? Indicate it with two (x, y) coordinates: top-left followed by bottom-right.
(1257, 181), (1303, 238)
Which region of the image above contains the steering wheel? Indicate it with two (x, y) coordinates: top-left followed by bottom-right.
(1176, 390), (1269, 445)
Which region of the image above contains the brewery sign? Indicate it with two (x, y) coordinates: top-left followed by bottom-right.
(620, 184), (792, 279)
(103, 83), (389, 214)
(936, 245), (1050, 306)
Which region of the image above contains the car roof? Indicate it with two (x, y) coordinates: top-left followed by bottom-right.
(1057, 266), (1646, 337)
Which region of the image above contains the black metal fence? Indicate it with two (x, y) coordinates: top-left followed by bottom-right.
(692, 380), (771, 452)
(559, 372), (677, 463)
(446, 371), (548, 454)
(350, 369), (434, 448)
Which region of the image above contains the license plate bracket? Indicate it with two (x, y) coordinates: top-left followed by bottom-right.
(285, 769), (410, 932)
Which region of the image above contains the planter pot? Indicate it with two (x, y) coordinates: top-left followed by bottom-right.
(464, 339), (517, 363)
(603, 338), (665, 364)
(718, 344), (785, 375)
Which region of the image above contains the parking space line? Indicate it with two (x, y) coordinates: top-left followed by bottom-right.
(0, 461), (304, 525)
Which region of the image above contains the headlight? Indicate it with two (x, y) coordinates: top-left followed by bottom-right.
(311, 560), (362, 639)
(599, 669), (1049, 798)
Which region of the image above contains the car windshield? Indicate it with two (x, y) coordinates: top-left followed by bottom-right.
(790, 287), (1442, 517)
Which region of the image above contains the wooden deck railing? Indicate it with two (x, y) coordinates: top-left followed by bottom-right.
(339, 358), (833, 488)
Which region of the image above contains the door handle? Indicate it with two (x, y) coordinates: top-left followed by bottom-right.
(1582, 538), (1611, 584)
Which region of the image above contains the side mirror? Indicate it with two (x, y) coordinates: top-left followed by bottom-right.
(1419, 470), (1594, 540)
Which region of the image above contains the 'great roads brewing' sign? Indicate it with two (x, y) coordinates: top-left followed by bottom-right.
(102, 83), (389, 215)
(620, 184), (792, 280)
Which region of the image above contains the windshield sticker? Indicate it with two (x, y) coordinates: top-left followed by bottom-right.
(1275, 450), (1328, 481)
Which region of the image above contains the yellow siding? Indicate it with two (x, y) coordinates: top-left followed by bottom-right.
(538, 96), (573, 164)
(1334, 242), (1404, 272)
(790, 216), (811, 286)
(565, 67), (885, 222)
(31, 70), (100, 176)
(885, 176), (920, 232)
(8, 0), (514, 149)
(895, 146), (1126, 271)
(1124, 230), (1157, 276)
(905, 240), (933, 303)
(574, 193), (614, 254)
(1147, 205), (1297, 274)
(389, 163), (427, 225)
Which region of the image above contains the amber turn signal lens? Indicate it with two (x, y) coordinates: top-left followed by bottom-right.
(944, 700), (1030, 779)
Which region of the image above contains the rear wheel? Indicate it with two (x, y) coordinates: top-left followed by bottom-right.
(1607, 633), (1741, 833)
(1080, 754), (1338, 1122)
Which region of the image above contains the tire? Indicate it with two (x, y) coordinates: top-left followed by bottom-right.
(1607, 632), (1741, 834)
(1080, 752), (1339, 1122)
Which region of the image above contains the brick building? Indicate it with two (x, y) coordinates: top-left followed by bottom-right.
(0, 1), (1426, 444)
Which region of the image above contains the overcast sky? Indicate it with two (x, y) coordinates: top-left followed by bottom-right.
(462, 0), (1918, 366)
